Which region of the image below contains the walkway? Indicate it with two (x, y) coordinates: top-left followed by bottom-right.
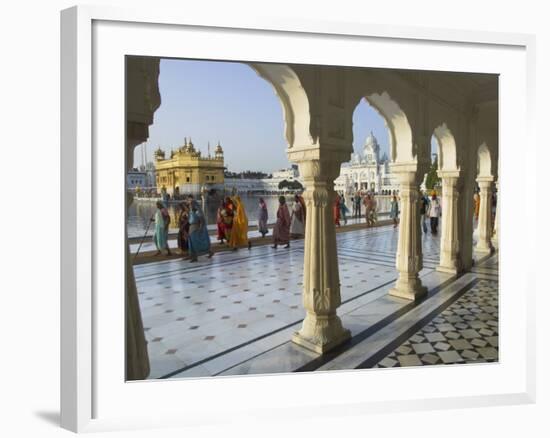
(133, 224), (497, 379)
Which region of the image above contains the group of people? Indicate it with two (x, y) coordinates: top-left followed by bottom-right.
(387, 190), (442, 233)
(152, 196), (213, 262)
(271, 194), (307, 249)
(151, 193), (310, 261)
(215, 196), (250, 251)
(333, 193), (349, 226)
(151, 189), (444, 262)
(334, 192), (381, 227)
(215, 193), (308, 250)
(420, 191), (442, 234)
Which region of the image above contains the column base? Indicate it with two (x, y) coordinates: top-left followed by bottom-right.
(292, 313), (351, 354)
(474, 244), (493, 255)
(436, 264), (459, 275)
(389, 278), (428, 301)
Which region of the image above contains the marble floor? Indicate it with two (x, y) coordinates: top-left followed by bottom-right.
(133, 224), (497, 379)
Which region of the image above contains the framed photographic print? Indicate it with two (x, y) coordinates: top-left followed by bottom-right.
(61, 4), (536, 433)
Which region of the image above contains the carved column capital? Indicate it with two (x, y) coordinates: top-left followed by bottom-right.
(288, 144), (351, 180)
(438, 170), (461, 181)
(476, 175), (495, 187)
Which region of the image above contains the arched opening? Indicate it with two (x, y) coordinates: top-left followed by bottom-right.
(477, 142), (492, 178)
(434, 123), (458, 172)
(127, 58), (316, 379)
(427, 124), (462, 274)
(247, 62), (313, 148)
(346, 91), (431, 302)
(128, 59), (309, 239)
(341, 97), (396, 222)
(365, 91), (415, 163)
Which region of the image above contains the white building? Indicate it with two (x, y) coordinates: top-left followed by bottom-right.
(271, 164), (299, 181)
(127, 168), (147, 191)
(334, 132), (399, 194)
(139, 162), (156, 189)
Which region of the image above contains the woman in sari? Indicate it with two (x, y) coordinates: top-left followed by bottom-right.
(473, 191), (480, 220)
(216, 200), (226, 243)
(367, 194), (378, 227)
(339, 193), (348, 225)
(257, 198), (269, 237)
(290, 194), (306, 238)
(390, 195), (399, 228)
(272, 196), (291, 249)
(228, 195), (250, 250)
(333, 194), (341, 227)
(187, 200), (213, 262)
(152, 201), (172, 256)
(363, 194), (372, 226)
(220, 196), (234, 244)
(177, 202), (190, 255)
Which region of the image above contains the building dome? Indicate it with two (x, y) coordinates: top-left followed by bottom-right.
(364, 131), (379, 149)
(179, 137), (189, 152)
(214, 141), (224, 157)
(363, 131), (380, 163)
(154, 147), (165, 160)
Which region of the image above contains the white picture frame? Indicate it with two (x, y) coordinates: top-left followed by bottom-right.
(60, 5), (536, 433)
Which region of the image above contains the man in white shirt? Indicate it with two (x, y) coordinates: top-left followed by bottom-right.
(429, 194), (441, 234)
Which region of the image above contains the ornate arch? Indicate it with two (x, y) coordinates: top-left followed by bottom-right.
(351, 92), (414, 163)
(477, 143), (493, 178)
(247, 63), (313, 148)
(433, 123), (459, 171)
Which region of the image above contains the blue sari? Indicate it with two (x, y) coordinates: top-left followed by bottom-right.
(153, 209), (168, 251)
(188, 203), (211, 256)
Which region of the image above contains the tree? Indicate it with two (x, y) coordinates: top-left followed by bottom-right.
(425, 154), (441, 191)
(278, 179), (304, 191)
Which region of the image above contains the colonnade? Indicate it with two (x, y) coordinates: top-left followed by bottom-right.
(291, 156), (497, 352)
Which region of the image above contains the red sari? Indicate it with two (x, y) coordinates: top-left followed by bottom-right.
(333, 195), (341, 226)
(273, 203), (291, 244)
(216, 206), (225, 241)
(220, 199), (235, 241)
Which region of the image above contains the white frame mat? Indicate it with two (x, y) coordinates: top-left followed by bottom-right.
(60, 5), (536, 433)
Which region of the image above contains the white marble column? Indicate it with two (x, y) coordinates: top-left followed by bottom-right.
(289, 150), (351, 353)
(437, 171), (461, 274)
(125, 57), (160, 380)
(492, 180), (499, 249)
(126, 133), (151, 380)
(389, 170), (427, 301)
(475, 177), (494, 254)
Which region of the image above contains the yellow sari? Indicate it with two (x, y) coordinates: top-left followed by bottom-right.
(229, 196), (249, 247)
(473, 193), (480, 219)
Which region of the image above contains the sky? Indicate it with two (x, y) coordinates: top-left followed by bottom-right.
(134, 58), (436, 172)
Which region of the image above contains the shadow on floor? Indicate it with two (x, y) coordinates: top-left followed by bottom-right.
(34, 411), (59, 427)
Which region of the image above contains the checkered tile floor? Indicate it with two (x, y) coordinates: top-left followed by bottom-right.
(133, 223), (497, 379)
(375, 279), (498, 368)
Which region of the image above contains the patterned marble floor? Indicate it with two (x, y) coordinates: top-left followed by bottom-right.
(133, 224), (497, 379)
(373, 277), (498, 368)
